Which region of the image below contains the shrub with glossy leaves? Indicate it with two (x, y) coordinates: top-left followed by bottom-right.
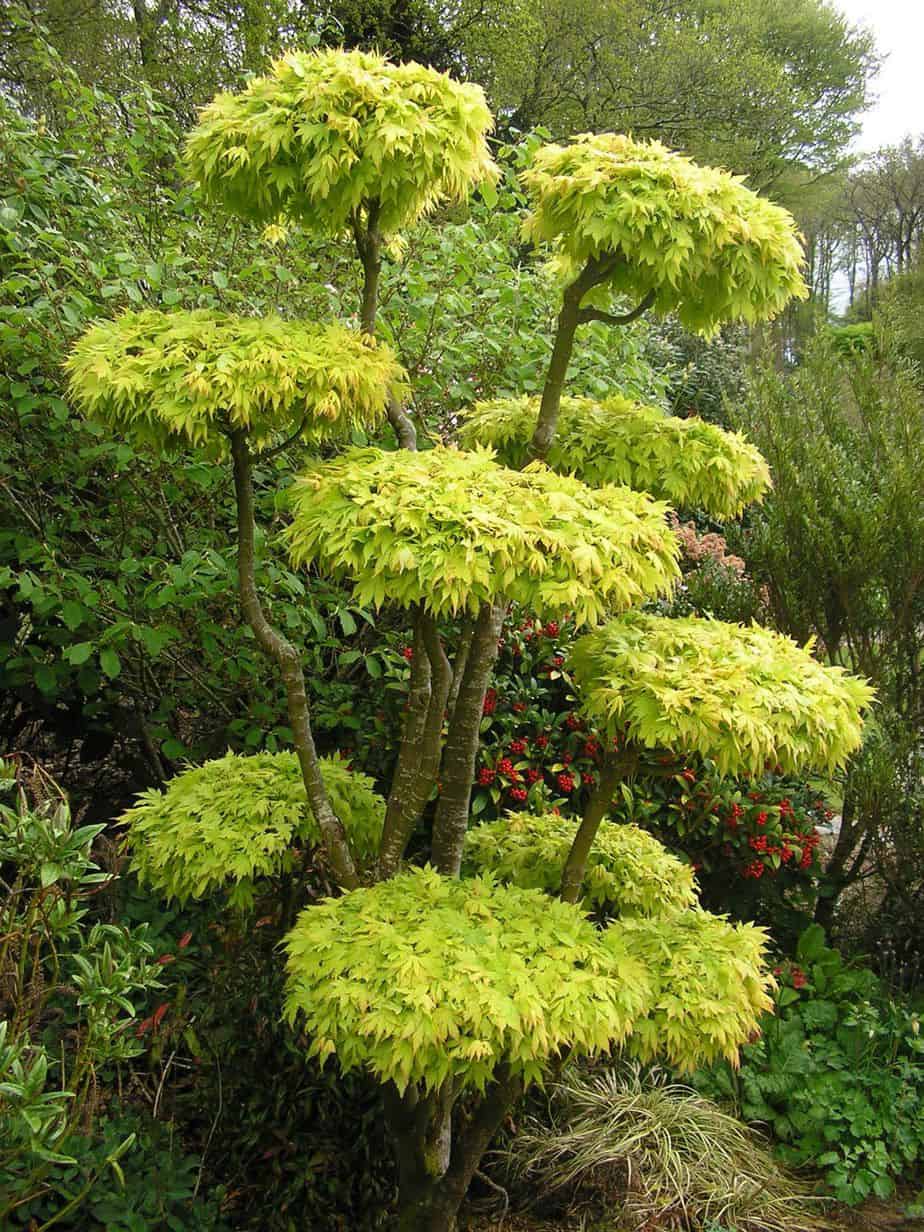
(124, 751), (385, 903)
(521, 133), (807, 333)
(622, 909), (773, 1069)
(65, 309), (404, 452)
(464, 813), (697, 916)
(184, 48), (497, 234)
(571, 614), (873, 777)
(283, 867), (654, 1094)
(461, 394), (771, 518)
(284, 445), (680, 622)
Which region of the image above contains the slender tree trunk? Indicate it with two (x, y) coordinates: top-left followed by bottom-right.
(378, 610), (452, 879)
(529, 280), (584, 460)
(430, 603), (506, 876)
(560, 751), (635, 902)
(353, 202), (417, 450)
(229, 429), (359, 889)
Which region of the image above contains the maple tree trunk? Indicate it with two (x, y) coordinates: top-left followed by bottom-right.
(430, 602), (506, 876)
(230, 429), (359, 890)
(388, 1072), (520, 1231)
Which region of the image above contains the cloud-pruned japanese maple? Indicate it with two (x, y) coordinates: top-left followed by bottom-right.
(67, 44), (866, 1232)
(571, 614), (873, 778)
(284, 445), (680, 622)
(126, 752), (385, 905)
(460, 395), (771, 519)
(65, 308), (404, 452)
(463, 812), (697, 916)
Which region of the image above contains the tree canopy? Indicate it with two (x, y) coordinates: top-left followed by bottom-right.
(284, 445), (681, 621)
(125, 751), (386, 903)
(521, 133), (808, 333)
(571, 613), (874, 777)
(65, 309), (404, 451)
(283, 867), (773, 1092)
(183, 47), (497, 235)
(464, 813), (697, 916)
(461, 395), (771, 518)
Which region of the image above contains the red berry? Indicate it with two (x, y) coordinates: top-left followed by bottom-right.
(509, 786), (528, 803)
(401, 646), (414, 661)
(556, 772), (575, 793)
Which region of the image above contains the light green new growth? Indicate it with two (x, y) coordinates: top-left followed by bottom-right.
(460, 395), (771, 519)
(284, 445), (680, 623)
(464, 813), (697, 916)
(184, 47), (497, 234)
(283, 867), (653, 1093)
(283, 868), (774, 1089)
(621, 911), (773, 1070)
(521, 133), (807, 333)
(66, 309), (404, 453)
(124, 752), (385, 903)
(571, 614), (874, 777)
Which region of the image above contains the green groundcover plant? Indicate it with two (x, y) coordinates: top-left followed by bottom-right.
(65, 45), (871, 1231)
(696, 925), (924, 1205)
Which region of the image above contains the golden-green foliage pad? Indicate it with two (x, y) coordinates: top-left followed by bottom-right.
(283, 868), (774, 1090)
(571, 613), (873, 777)
(620, 911), (773, 1070)
(184, 48), (497, 234)
(124, 751), (385, 903)
(460, 395), (770, 520)
(464, 813), (696, 916)
(283, 867), (654, 1093)
(521, 133), (807, 333)
(66, 309), (404, 453)
(284, 445), (680, 622)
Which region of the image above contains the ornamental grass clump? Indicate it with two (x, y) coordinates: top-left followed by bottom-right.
(69, 43), (868, 1232)
(503, 1065), (824, 1232)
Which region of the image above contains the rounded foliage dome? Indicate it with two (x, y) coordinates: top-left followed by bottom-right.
(283, 868), (773, 1088)
(66, 309), (403, 453)
(571, 613), (873, 776)
(621, 909), (773, 1069)
(124, 752), (385, 903)
(283, 867), (654, 1093)
(184, 48), (497, 234)
(464, 813), (697, 916)
(461, 395), (771, 518)
(284, 445), (680, 623)
(521, 133), (807, 333)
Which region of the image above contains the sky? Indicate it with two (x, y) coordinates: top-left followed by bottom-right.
(831, 0), (924, 152)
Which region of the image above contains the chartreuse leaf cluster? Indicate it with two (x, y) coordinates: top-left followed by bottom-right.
(460, 395), (771, 519)
(284, 446), (680, 622)
(521, 133), (807, 333)
(184, 48), (497, 235)
(124, 751), (385, 903)
(620, 910), (773, 1070)
(283, 867), (653, 1094)
(464, 813), (697, 916)
(65, 309), (404, 453)
(283, 868), (774, 1091)
(571, 613), (873, 777)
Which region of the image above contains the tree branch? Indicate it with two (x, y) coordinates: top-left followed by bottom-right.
(229, 429), (359, 890)
(576, 288), (656, 326)
(560, 748), (638, 903)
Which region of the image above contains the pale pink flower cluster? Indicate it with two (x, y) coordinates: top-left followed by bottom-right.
(669, 514), (746, 575)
